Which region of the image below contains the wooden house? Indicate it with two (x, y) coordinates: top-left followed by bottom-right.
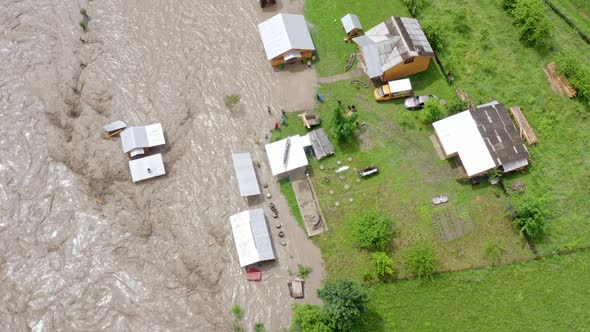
(353, 17), (434, 83)
(258, 14), (315, 67)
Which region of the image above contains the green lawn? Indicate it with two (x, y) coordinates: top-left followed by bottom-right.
(362, 250), (590, 331)
(550, 0), (590, 38)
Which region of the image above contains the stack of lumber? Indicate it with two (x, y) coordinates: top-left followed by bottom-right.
(510, 106), (538, 146)
(544, 62), (576, 98)
(456, 88), (476, 111)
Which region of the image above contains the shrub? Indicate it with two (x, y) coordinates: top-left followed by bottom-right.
(508, 0), (551, 50)
(231, 304), (243, 319)
(254, 323), (265, 332)
(329, 104), (358, 143)
(297, 264), (312, 280)
(485, 241), (505, 264)
(421, 98), (444, 125)
(224, 94), (241, 109)
(291, 304), (332, 332)
(354, 211), (394, 251)
(402, 0), (425, 17)
(371, 252), (395, 279)
(317, 280), (368, 331)
(446, 98), (469, 115)
(514, 196), (548, 238)
(557, 54), (590, 103)
(404, 244), (437, 278)
(422, 20), (445, 52)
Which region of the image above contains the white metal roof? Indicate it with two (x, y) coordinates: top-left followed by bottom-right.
(341, 13), (363, 33)
(128, 153), (166, 183)
(388, 78), (412, 93)
(265, 135), (311, 177)
(433, 111), (496, 177)
(258, 13), (315, 61)
(232, 153), (261, 197)
(120, 123), (166, 154)
(103, 120), (126, 132)
(229, 209), (275, 267)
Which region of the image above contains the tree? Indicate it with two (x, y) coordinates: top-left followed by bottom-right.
(509, 0), (551, 50)
(371, 252), (394, 279)
(514, 196), (547, 238)
(354, 211), (394, 251)
(402, 0), (425, 17)
(422, 20), (445, 52)
(329, 104), (358, 143)
(291, 304), (332, 332)
(421, 98), (444, 125)
(404, 244), (437, 278)
(317, 280), (368, 331)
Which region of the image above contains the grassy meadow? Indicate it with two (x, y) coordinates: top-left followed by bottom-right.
(550, 0), (590, 38)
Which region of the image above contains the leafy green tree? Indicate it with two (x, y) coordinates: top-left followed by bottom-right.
(354, 211), (394, 251)
(404, 244), (437, 278)
(422, 20), (445, 52)
(371, 252), (395, 278)
(329, 104), (358, 143)
(402, 0), (425, 17)
(514, 196), (547, 238)
(291, 304), (332, 332)
(510, 0), (551, 50)
(317, 280), (368, 331)
(421, 98), (444, 125)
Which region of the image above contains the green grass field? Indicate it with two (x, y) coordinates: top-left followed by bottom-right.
(304, 0), (590, 256)
(550, 0), (590, 38)
(362, 250), (590, 331)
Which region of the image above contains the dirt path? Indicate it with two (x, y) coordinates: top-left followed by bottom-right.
(318, 68), (363, 84)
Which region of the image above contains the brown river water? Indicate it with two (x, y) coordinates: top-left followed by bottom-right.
(0, 0), (322, 330)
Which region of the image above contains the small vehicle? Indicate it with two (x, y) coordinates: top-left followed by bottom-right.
(374, 78), (413, 102)
(404, 95), (433, 110)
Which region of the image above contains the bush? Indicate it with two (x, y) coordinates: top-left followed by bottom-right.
(485, 241), (505, 264)
(297, 264), (312, 280)
(446, 98), (469, 115)
(317, 280), (368, 331)
(330, 104), (358, 143)
(557, 54), (590, 103)
(514, 196), (548, 238)
(224, 94), (241, 109)
(421, 98), (444, 125)
(371, 252), (395, 279)
(422, 20), (445, 52)
(231, 304), (243, 319)
(254, 323), (265, 332)
(291, 304), (332, 332)
(507, 0), (551, 50)
(354, 211), (394, 251)
(402, 0), (425, 17)
(404, 244), (437, 278)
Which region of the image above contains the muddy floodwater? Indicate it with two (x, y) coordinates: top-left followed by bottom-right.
(0, 0), (323, 330)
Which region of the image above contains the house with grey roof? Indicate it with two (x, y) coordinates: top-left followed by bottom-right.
(258, 13), (315, 67)
(353, 17), (434, 82)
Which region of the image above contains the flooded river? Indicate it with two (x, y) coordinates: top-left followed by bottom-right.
(0, 0), (322, 330)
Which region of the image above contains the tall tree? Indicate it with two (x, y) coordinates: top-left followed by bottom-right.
(317, 280), (368, 331)
(330, 104), (358, 143)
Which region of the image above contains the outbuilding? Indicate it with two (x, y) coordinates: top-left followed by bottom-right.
(229, 209), (275, 267)
(341, 13), (363, 41)
(258, 13), (315, 67)
(120, 123), (166, 157)
(232, 152), (261, 197)
(128, 153), (166, 183)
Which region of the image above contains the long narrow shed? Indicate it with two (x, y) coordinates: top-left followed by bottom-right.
(232, 153), (261, 197)
(229, 209), (275, 267)
(308, 128), (335, 160)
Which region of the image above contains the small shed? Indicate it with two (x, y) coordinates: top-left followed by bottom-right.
(258, 14), (315, 66)
(232, 153), (261, 197)
(229, 209), (275, 267)
(103, 120), (126, 137)
(128, 153), (166, 183)
(341, 13), (363, 40)
(121, 123), (166, 157)
(265, 135), (312, 179)
(308, 128), (335, 160)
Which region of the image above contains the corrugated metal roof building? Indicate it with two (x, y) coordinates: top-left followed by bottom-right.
(120, 123), (166, 157)
(258, 13), (315, 66)
(229, 209), (275, 267)
(232, 153), (261, 197)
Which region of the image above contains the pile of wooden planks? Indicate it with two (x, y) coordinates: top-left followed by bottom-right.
(456, 88), (476, 111)
(510, 106), (538, 146)
(544, 62), (576, 98)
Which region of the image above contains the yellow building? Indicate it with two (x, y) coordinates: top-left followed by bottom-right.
(353, 17), (434, 83)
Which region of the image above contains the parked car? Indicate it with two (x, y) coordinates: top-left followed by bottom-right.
(374, 78), (413, 102)
(404, 95), (433, 110)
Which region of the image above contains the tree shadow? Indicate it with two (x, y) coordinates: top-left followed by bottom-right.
(356, 309), (385, 332)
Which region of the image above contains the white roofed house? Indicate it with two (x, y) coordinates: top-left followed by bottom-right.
(258, 13), (315, 67)
(353, 17), (434, 83)
(341, 13), (363, 40)
(120, 123), (166, 157)
(229, 209), (275, 267)
(433, 101), (529, 178)
(265, 135), (312, 179)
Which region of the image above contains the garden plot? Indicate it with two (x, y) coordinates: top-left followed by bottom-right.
(431, 205), (476, 242)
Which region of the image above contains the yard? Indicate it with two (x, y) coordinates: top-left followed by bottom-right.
(549, 0), (590, 38)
